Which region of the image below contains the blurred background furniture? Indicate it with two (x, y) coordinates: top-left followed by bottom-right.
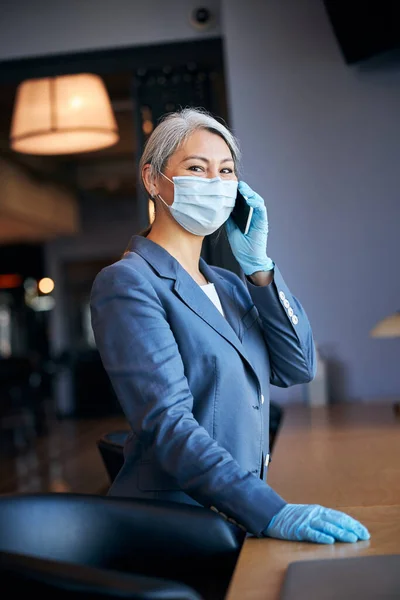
(269, 401), (284, 452)
(370, 310), (400, 413)
(0, 355), (52, 455)
(0, 493), (245, 600)
(97, 430), (129, 483)
(0, 551), (202, 600)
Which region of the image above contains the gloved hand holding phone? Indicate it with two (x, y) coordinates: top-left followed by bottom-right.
(225, 181), (274, 276)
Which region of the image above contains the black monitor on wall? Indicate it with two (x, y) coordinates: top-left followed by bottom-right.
(323, 1), (399, 64)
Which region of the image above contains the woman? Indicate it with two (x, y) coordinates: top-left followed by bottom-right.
(90, 108), (369, 544)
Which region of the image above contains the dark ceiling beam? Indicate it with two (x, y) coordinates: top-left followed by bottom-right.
(0, 156), (80, 244)
(0, 38), (224, 84)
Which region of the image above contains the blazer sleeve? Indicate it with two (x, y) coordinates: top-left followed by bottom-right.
(90, 262), (286, 536)
(245, 265), (317, 388)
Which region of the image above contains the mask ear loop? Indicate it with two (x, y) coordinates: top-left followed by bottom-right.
(156, 171), (174, 208)
(157, 193), (170, 209)
(160, 171), (174, 185)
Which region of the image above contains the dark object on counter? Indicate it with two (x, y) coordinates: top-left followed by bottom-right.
(280, 554), (400, 600)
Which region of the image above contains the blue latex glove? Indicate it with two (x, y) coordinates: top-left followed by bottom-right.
(264, 504), (370, 544)
(225, 181), (274, 276)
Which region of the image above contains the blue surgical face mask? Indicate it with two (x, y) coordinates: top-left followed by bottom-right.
(157, 173), (238, 236)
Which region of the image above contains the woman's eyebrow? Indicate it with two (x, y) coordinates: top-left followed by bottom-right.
(182, 155), (234, 163)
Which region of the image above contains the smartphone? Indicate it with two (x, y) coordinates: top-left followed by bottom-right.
(231, 189), (253, 235)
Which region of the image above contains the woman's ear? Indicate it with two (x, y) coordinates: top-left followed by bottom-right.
(142, 164), (158, 198)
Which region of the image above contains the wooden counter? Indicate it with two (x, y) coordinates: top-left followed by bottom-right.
(268, 402), (400, 507)
(226, 403), (400, 600)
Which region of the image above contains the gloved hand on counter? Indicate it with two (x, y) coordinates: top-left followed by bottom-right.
(264, 503), (370, 544)
(225, 181), (274, 276)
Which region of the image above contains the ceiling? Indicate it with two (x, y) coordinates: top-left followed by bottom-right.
(0, 71), (138, 200)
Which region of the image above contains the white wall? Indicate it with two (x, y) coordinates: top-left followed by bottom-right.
(0, 0), (221, 60)
(222, 0), (400, 403)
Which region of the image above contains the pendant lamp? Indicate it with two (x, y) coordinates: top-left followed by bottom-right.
(10, 73), (119, 155)
(370, 311), (400, 338)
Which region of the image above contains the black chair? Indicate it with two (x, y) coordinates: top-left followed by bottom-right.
(0, 551), (202, 599)
(0, 493), (245, 600)
(269, 401), (284, 452)
(96, 430), (129, 483)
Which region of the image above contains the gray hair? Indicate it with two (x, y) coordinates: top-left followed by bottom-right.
(139, 107), (241, 185)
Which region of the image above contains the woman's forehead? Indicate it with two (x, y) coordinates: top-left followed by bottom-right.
(174, 129), (233, 160)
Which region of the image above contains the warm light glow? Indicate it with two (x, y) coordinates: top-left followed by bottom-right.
(142, 119), (154, 135)
(370, 311), (400, 338)
(148, 199), (155, 224)
(70, 96), (83, 109)
(38, 277), (55, 294)
(0, 274), (22, 289)
(10, 73), (119, 155)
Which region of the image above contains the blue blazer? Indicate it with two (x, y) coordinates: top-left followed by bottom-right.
(90, 235), (316, 536)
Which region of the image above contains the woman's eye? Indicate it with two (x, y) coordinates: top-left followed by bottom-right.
(188, 165), (204, 172)
(220, 168), (233, 174)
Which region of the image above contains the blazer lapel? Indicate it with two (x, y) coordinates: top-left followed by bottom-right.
(129, 236), (254, 369)
(174, 260), (253, 367)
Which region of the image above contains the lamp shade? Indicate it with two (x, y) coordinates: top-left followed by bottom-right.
(370, 311), (400, 338)
(10, 73), (119, 155)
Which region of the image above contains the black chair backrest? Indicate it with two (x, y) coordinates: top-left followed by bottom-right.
(269, 401), (284, 452)
(0, 551), (202, 600)
(96, 430), (129, 483)
(0, 493), (244, 600)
